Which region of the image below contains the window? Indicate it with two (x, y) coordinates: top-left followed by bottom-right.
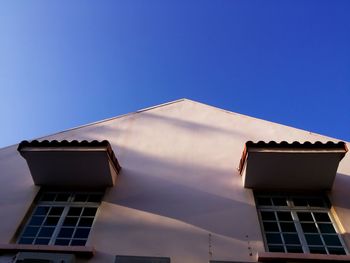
(255, 193), (348, 255)
(18, 191), (103, 246)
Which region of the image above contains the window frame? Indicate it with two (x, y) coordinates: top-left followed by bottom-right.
(17, 191), (103, 246)
(255, 193), (348, 255)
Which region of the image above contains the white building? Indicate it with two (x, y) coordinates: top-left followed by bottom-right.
(0, 99), (349, 263)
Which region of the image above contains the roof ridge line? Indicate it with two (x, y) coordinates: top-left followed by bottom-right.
(183, 99), (350, 142)
(17, 99), (187, 144)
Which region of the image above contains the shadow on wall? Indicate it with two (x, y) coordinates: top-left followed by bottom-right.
(105, 169), (255, 241)
(102, 144), (257, 241)
(138, 111), (249, 138)
(114, 144), (238, 185)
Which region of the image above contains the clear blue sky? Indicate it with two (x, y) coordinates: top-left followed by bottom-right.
(1, 1), (350, 148)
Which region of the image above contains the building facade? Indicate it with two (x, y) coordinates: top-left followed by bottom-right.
(0, 99), (349, 263)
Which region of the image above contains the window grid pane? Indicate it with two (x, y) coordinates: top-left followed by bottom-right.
(256, 194), (347, 255)
(18, 192), (102, 246)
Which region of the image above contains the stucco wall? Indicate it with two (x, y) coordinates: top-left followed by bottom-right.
(0, 99), (349, 263)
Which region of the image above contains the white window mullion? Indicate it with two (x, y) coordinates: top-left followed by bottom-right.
(49, 205), (70, 245)
(47, 193), (73, 245)
(292, 210), (309, 253)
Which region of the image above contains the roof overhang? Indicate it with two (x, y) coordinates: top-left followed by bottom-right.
(239, 141), (347, 190)
(18, 140), (121, 188)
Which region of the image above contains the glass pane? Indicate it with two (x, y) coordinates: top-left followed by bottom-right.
(301, 223), (318, 233)
(277, 212), (293, 221)
(305, 234), (323, 245)
(283, 233), (300, 245)
(261, 211), (276, 221)
(29, 216), (45, 226)
(297, 212), (313, 222)
(280, 222), (296, 232)
(34, 206), (50, 216)
(19, 237), (34, 244)
(257, 197), (272, 206)
(286, 246), (303, 253)
(263, 222), (279, 232)
(63, 217), (79, 226)
(56, 193), (70, 202)
(41, 193), (56, 202)
(44, 217), (60, 226)
(293, 198), (308, 206)
(266, 233), (282, 244)
(82, 207), (97, 216)
(309, 246), (327, 254)
(328, 247), (346, 255)
(71, 239), (87, 246)
(58, 227), (74, 238)
(272, 198), (287, 206)
(74, 194), (88, 202)
(268, 245), (284, 252)
(308, 198), (326, 208)
(55, 239), (70, 245)
(74, 228), (91, 239)
(38, 227), (55, 237)
(49, 207), (64, 216)
(88, 194), (103, 203)
(35, 238), (50, 245)
(68, 207), (82, 216)
(314, 213), (331, 222)
(323, 235), (342, 246)
(78, 218), (94, 227)
(319, 223), (336, 233)
(22, 227), (39, 237)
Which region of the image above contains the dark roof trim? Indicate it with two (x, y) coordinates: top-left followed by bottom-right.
(239, 141), (348, 174)
(245, 140), (348, 149)
(18, 139), (111, 149)
(18, 140), (121, 173)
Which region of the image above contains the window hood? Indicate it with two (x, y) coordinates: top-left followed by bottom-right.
(18, 140), (121, 188)
(239, 141), (347, 190)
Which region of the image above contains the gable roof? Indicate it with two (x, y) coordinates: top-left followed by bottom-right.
(1, 98), (348, 150)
